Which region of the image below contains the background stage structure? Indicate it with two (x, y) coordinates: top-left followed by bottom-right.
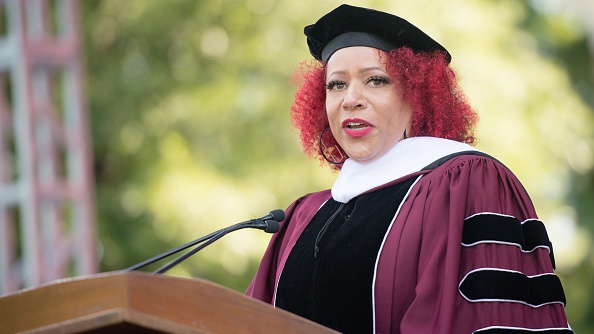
(0, 0), (96, 294)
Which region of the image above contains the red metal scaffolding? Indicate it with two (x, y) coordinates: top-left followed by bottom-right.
(0, 0), (96, 294)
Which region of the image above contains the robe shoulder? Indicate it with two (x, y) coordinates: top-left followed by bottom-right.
(374, 153), (571, 333)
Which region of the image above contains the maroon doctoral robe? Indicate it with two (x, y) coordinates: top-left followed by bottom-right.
(246, 137), (572, 334)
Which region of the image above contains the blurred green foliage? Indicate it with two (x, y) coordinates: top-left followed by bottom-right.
(81, 0), (594, 331)
(83, 0), (336, 290)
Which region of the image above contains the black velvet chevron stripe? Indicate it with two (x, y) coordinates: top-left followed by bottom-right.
(459, 269), (566, 307)
(473, 327), (573, 333)
(462, 214), (556, 268)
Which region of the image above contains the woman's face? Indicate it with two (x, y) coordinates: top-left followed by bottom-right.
(325, 46), (412, 164)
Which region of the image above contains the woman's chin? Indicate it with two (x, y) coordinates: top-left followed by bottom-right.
(346, 152), (379, 164)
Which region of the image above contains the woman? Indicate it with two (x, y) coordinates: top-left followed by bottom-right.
(247, 4), (572, 334)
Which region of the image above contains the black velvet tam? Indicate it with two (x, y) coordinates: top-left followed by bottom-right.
(304, 4), (451, 63)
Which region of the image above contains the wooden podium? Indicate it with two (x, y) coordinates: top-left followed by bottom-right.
(0, 271), (338, 333)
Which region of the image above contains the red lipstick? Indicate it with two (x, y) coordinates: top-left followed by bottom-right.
(342, 118), (373, 138)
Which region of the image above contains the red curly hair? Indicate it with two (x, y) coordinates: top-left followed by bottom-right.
(290, 47), (478, 170)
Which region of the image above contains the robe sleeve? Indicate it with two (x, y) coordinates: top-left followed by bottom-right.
(375, 155), (572, 333)
(245, 190), (331, 303)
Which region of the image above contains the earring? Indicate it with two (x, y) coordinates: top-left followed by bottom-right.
(319, 125), (346, 165)
(403, 129), (408, 139)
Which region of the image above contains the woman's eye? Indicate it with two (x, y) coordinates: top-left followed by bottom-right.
(326, 81), (346, 91)
(367, 76), (390, 87)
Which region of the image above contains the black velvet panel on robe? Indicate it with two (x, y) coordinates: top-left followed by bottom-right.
(275, 177), (416, 334)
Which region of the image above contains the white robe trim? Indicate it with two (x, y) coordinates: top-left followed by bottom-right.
(331, 137), (479, 203)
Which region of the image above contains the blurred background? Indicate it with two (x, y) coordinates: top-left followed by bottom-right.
(1, 0), (593, 331)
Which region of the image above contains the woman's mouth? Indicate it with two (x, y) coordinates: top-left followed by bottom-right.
(346, 122), (367, 129)
(342, 119), (373, 138)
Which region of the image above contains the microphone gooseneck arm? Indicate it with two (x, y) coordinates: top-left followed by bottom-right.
(125, 210), (285, 273)
(153, 222), (249, 274)
(125, 230), (220, 272)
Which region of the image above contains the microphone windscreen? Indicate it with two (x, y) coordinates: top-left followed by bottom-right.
(265, 220), (281, 233)
(269, 209), (285, 222)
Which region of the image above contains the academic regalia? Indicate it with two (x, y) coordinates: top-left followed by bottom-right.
(246, 137), (572, 334)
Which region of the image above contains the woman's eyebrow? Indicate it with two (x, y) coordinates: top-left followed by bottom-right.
(327, 66), (387, 78)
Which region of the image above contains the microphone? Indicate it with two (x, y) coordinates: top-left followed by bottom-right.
(249, 209), (284, 233)
(125, 209), (285, 273)
(260, 209), (285, 222)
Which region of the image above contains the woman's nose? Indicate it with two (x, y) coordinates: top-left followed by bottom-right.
(341, 84), (366, 110)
